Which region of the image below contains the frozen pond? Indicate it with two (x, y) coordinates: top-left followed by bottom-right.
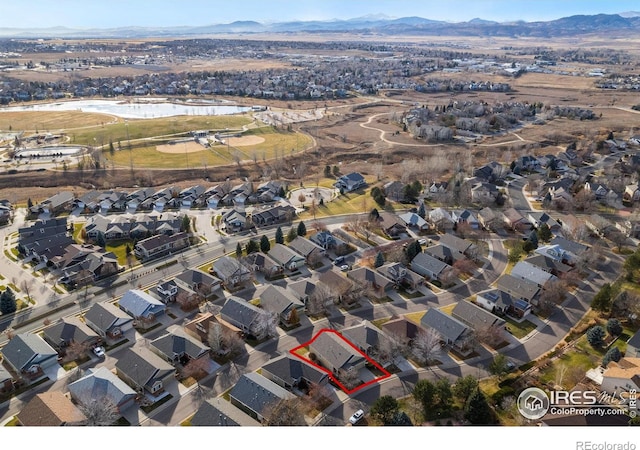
(0, 99), (251, 119)
(15, 146), (83, 158)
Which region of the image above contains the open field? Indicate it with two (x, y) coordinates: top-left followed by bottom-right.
(104, 128), (311, 169)
(0, 110), (117, 132)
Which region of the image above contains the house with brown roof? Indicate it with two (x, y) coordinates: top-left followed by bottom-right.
(601, 357), (640, 397)
(16, 392), (86, 426)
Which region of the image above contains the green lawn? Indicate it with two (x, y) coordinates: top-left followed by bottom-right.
(405, 311), (426, 325)
(504, 317), (537, 339)
(73, 223), (85, 243)
(105, 239), (135, 266)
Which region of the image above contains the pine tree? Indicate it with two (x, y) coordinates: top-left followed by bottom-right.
(246, 240), (259, 254)
(260, 235), (271, 253)
(0, 288), (17, 315)
(374, 251), (385, 268)
(464, 388), (493, 425)
(602, 347), (622, 367)
(587, 326), (606, 348)
(27, 198), (33, 209)
(297, 221), (307, 237)
(606, 318), (623, 336)
(286, 227), (298, 243)
(536, 223), (552, 243)
(235, 242), (243, 258)
(275, 226), (284, 245)
(418, 202), (426, 219)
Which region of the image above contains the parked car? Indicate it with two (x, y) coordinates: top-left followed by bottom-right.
(334, 256), (345, 265)
(340, 264), (350, 272)
(349, 409), (364, 425)
(93, 346), (106, 358)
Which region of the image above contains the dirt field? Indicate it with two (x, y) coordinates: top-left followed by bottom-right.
(157, 141), (207, 154)
(225, 135), (265, 147)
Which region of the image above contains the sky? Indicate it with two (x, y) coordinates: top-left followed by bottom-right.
(0, 0), (639, 29)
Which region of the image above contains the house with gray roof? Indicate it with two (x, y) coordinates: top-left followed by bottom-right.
(220, 296), (265, 340)
(212, 256), (252, 289)
(287, 279), (317, 304)
(68, 366), (137, 414)
(174, 268), (221, 299)
(287, 236), (325, 265)
(438, 233), (476, 257)
(118, 289), (166, 321)
(511, 260), (557, 288)
(261, 354), (328, 391)
(150, 325), (210, 366)
(549, 236), (589, 261)
(452, 301), (506, 332)
(399, 212), (430, 231)
(31, 191), (74, 215)
(0, 366), (13, 393)
(42, 316), (100, 352)
(84, 301), (134, 341)
(115, 347), (175, 396)
(496, 274), (541, 304)
(626, 330), (640, 358)
(1, 334), (58, 381)
(525, 254), (573, 276)
(309, 330), (366, 377)
(420, 308), (473, 353)
(229, 372), (295, 422)
(243, 252), (283, 280)
(258, 285), (304, 327)
(411, 252), (450, 281)
(341, 320), (391, 360)
(268, 244), (305, 271)
(424, 243), (464, 265)
(528, 212), (561, 231)
(133, 231), (190, 261)
(377, 262), (424, 290)
(334, 172), (366, 192)
(190, 397), (260, 426)
(346, 266), (394, 298)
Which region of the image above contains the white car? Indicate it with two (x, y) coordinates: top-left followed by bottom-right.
(93, 346), (106, 358)
(349, 409), (364, 425)
(340, 264), (350, 272)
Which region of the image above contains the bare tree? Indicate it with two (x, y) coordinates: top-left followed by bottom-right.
(78, 394), (120, 426)
(207, 322), (225, 355)
(264, 398), (307, 426)
(64, 340), (90, 363)
(476, 325), (507, 348)
(338, 366), (361, 391)
(255, 309), (279, 339)
(20, 279), (33, 304)
(412, 328), (442, 365)
(223, 330), (246, 357)
(306, 282), (332, 317)
(373, 334), (410, 367)
(538, 279), (567, 315)
(182, 357), (213, 406)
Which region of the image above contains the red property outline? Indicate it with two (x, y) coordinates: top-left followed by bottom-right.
(289, 328), (391, 394)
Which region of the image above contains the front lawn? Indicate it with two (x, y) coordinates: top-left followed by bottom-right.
(504, 317), (537, 339)
(105, 239), (136, 266)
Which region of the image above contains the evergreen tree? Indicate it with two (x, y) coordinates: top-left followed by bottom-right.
(591, 283), (613, 312)
(586, 325), (606, 348)
(324, 165), (331, 177)
(27, 198), (33, 209)
(260, 235), (271, 253)
(278, 186), (286, 198)
(96, 233), (106, 247)
(286, 226), (298, 243)
(453, 375), (479, 403)
(418, 202), (426, 219)
(0, 288), (17, 315)
(109, 141), (115, 156)
(374, 251), (385, 268)
(275, 226), (284, 245)
(606, 318), (623, 336)
(536, 223), (552, 242)
(235, 242), (243, 258)
(296, 221), (307, 237)
(413, 379), (436, 418)
(181, 215), (191, 233)
(370, 395), (399, 425)
(602, 347), (622, 367)
(405, 240), (421, 262)
(246, 240), (259, 254)
(464, 388), (493, 425)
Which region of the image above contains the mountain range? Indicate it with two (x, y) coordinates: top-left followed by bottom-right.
(1, 13), (640, 38)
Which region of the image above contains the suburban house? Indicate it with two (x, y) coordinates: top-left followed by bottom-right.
(420, 308), (474, 354)
(528, 212), (561, 232)
(84, 301), (134, 341)
(496, 274), (541, 304)
(477, 207), (503, 231)
(623, 184), (640, 204)
(438, 233), (476, 259)
(287, 236), (326, 266)
(261, 354), (329, 391)
(17, 217), (74, 263)
(268, 244), (305, 271)
(549, 236), (589, 263)
(30, 191), (75, 216)
(502, 207), (531, 231)
(212, 256), (252, 289)
(470, 181), (499, 204)
(220, 296), (266, 340)
(411, 252), (451, 281)
(133, 231), (190, 261)
(156, 280), (179, 303)
(258, 285), (305, 327)
(428, 181), (449, 197)
(115, 347), (176, 396)
(68, 366), (137, 414)
(174, 268), (221, 300)
(118, 289), (166, 322)
(222, 209), (249, 233)
(381, 317), (420, 346)
(377, 212), (408, 238)
(309, 330), (366, 378)
(525, 254), (573, 276)
(229, 372), (295, 422)
(346, 267), (394, 298)
(190, 397), (260, 426)
(510, 260), (557, 288)
(184, 312), (241, 345)
(150, 325), (211, 366)
(42, 316), (100, 353)
(0, 366), (13, 393)
(383, 180), (406, 202)
(377, 262), (424, 290)
(287, 279), (317, 305)
(341, 320), (391, 360)
(334, 172), (366, 192)
(452, 300), (506, 333)
(16, 392), (86, 426)
(398, 212), (430, 232)
(309, 230), (338, 250)
(250, 204), (296, 227)
(424, 244), (465, 265)
(52, 244), (120, 288)
(243, 252), (283, 280)
(2, 334), (58, 382)
(451, 209), (480, 229)
(317, 270), (357, 306)
(600, 357), (640, 398)
(626, 330), (640, 358)
(428, 207), (454, 231)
